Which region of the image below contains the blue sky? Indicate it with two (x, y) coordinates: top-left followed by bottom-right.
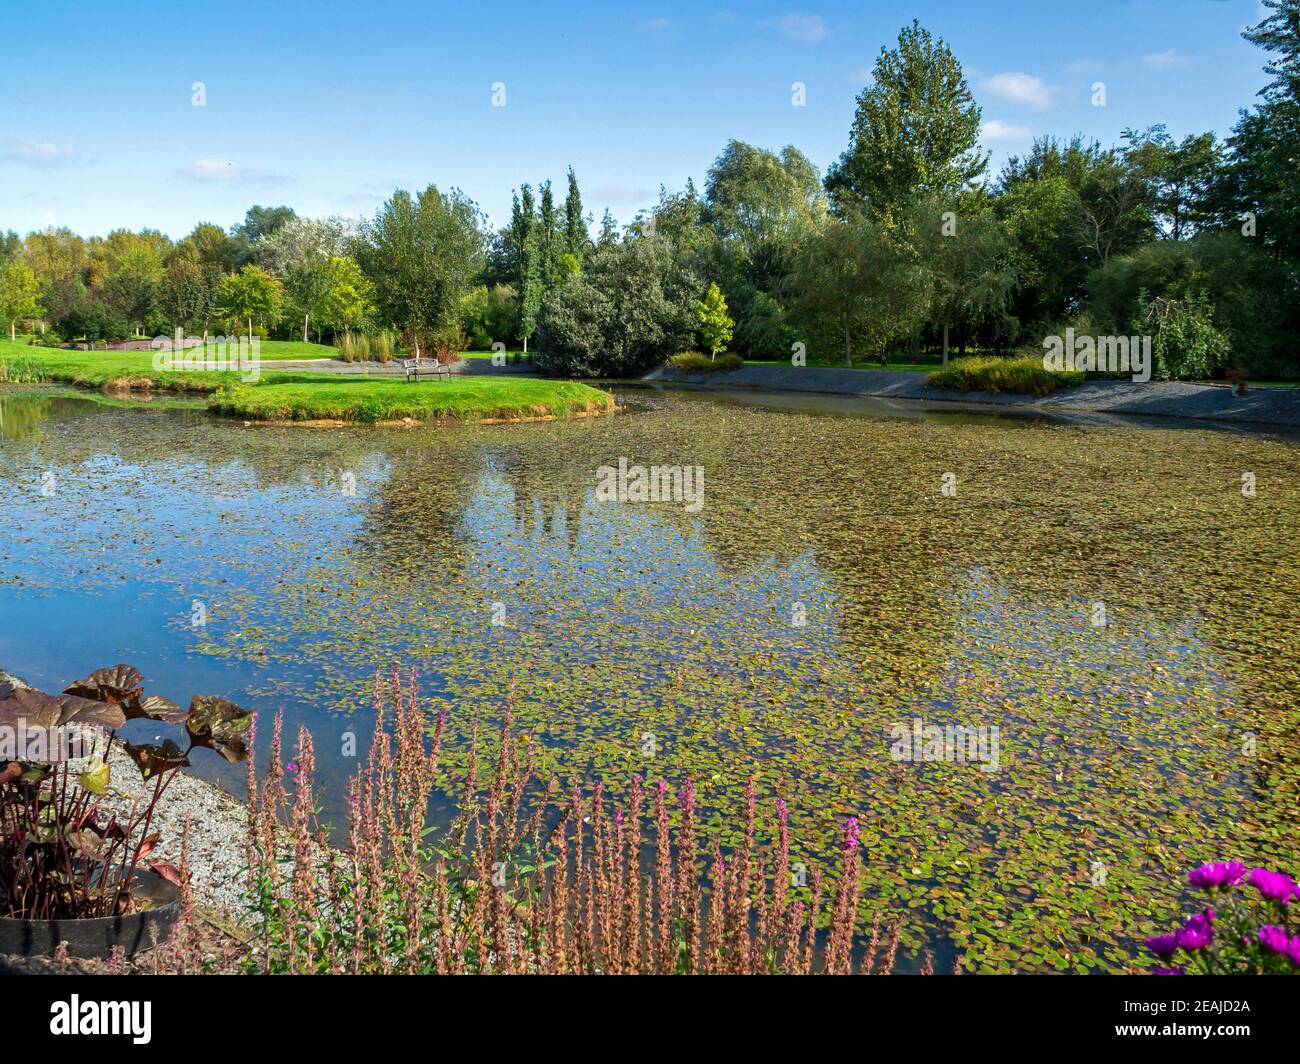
(0, 0), (1275, 238)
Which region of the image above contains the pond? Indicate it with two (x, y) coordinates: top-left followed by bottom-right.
(1, 384), (1297, 972)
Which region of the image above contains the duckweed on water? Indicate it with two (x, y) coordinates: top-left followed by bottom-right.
(0, 387), (1296, 972)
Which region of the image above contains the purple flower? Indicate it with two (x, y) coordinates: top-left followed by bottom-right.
(1146, 934), (1179, 958)
(1153, 967), (1185, 976)
(1188, 861), (1246, 890)
(844, 816), (860, 853)
(1248, 867), (1299, 905)
(1175, 909), (1215, 951)
(1258, 925), (1291, 956)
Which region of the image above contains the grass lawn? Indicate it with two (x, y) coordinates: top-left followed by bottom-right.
(208, 375), (614, 423)
(1, 338), (614, 425)
(0, 338), (340, 392)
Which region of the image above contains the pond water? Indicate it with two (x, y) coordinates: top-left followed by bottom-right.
(1, 384), (1297, 972)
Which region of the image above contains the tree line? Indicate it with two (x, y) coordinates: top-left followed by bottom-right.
(2, 6), (1298, 380)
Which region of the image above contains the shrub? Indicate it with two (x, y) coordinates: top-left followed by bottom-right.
(1142, 862), (1300, 974)
(926, 355), (1085, 396)
(1134, 290), (1229, 381)
(432, 327), (464, 365)
(665, 352), (744, 374)
(245, 669), (919, 975)
(535, 236), (700, 378)
(0, 665), (252, 921)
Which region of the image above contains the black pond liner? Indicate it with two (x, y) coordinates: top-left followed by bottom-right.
(0, 871), (181, 959)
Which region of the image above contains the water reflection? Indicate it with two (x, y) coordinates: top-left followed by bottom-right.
(0, 385), (1297, 972)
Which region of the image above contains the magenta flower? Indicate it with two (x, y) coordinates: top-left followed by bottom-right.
(1188, 861), (1246, 890)
(1258, 925), (1290, 956)
(1248, 867), (1298, 905)
(844, 816), (860, 853)
(1145, 934), (1179, 958)
(1153, 967), (1185, 976)
(1174, 909), (1215, 951)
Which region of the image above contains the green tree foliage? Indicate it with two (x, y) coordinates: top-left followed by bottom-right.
(177, 222), (241, 273)
(216, 264), (284, 343)
(909, 195), (1016, 364)
(1123, 126), (1223, 240)
(21, 227), (88, 324)
(317, 256), (375, 338)
(100, 246), (163, 335)
(786, 211), (927, 366)
(353, 186), (485, 357)
(159, 257), (209, 335)
(260, 216), (345, 341)
(1087, 233), (1286, 377)
(231, 205), (297, 265)
(563, 167), (588, 263)
(0, 261), (44, 340)
(693, 282), (734, 359)
(825, 20), (986, 224)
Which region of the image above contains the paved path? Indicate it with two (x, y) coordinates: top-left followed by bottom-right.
(642, 365), (1300, 429)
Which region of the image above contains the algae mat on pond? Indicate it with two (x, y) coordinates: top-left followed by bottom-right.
(1, 388), (1297, 972)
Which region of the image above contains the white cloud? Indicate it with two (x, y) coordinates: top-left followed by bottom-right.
(635, 17), (672, 33)
(775, 14), (828, 43)
(173, 159), (292, 189)
(981, 120), (1033, 142)
(849, 67), (873, 85)
(981, 73), (1055, 108)
(1143, 50), (1188, 68)
(5, 140), (78, 165)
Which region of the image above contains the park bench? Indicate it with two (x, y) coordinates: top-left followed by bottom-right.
(401, 357), (451, 382)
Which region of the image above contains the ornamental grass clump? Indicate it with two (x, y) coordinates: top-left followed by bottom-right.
(926, 355), (1084, 396)
(1144, 861), (1300, 974)
(245, 667), (915, 975)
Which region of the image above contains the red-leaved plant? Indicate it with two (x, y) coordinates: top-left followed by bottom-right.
(0, 665), (252, 921)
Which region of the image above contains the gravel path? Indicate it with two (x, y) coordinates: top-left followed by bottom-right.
(644, 365), (1300, 429)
